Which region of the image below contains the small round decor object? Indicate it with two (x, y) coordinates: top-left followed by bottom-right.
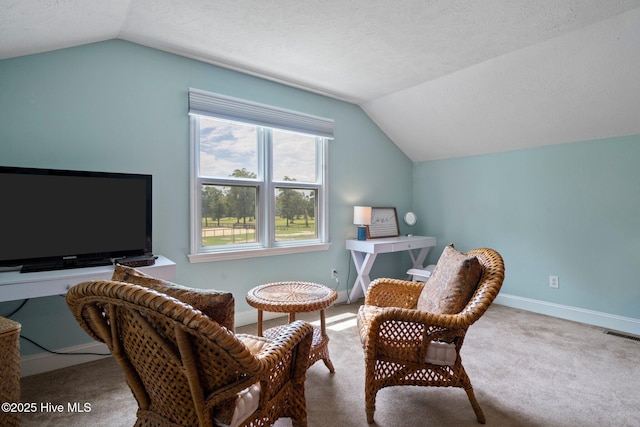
(403, 211), (417, 226)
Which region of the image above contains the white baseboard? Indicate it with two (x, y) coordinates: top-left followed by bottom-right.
(495, 293), (640, 336)
(21, 341), (110, 377)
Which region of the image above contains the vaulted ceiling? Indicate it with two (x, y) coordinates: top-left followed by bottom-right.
(2, 0), (640, 161)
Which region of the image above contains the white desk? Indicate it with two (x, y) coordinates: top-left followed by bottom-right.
(0, 255), (176, 302)
(346, 236), (437, 302)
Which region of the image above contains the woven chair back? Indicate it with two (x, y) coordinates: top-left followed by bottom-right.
(67, 280), (258, 427)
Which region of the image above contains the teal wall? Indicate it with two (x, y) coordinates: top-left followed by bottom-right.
(413, 136), (640, 319)
(0, 40), (413, 355)
(4, 39), (637, 357)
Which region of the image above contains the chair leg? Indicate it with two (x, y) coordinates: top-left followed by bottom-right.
(322, 357), (335, 373)
(364, 383), (376, 423)
(364, 384), (378, 424)
(464, 386), (486, 424)
(365, 403), (375, 424)
(364, 360), (377, 423)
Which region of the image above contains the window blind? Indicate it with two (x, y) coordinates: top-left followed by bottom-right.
(188, 88), (334, 139)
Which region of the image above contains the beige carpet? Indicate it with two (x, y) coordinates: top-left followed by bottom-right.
(20, 303), (640, 426)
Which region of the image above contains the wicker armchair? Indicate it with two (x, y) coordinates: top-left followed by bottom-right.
(66, 278), (313, 427)
(357, 247), (505, 424)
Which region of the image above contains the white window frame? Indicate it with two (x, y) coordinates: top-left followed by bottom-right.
(187, 88), (333, 262)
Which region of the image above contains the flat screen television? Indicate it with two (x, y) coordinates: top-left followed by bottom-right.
(0, 166), (152, 273)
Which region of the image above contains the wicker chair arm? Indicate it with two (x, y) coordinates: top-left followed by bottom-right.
(364, 278), (425, 308)
(370, 306), (466, 333)
(251, 321), (313, 360)
(362, 306), (468, 361)
(249, 320), (313, 404)
(252, 320), (313, 380)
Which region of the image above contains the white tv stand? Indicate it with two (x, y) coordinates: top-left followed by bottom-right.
(0, 255), (176, 302)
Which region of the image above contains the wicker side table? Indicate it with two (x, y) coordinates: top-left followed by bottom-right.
(0, 316), (21, 427)
(246, 281), (338, 372)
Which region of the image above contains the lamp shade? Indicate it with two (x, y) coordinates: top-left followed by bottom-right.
(353, 206), (372, 225)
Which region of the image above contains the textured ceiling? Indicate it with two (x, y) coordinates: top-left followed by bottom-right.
(2, 0), (640, 161)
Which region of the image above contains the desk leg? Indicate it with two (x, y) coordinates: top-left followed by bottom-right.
(257, 310), (263, 336)
(409, 247), (432, 269)
(348, 250), (377, 303)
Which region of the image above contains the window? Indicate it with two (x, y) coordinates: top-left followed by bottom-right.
(188, 89), (333, 262)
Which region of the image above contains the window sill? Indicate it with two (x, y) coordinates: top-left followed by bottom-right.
(188, 243), (331, 263)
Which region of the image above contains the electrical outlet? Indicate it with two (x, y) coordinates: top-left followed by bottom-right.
(331, 268), (338, 280)
(549, 275), (559, 289)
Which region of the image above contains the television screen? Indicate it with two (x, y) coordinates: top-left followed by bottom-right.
(0, 166), (152, 272)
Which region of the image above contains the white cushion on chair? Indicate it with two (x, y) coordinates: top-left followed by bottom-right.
(229, 383), (261, 427)
(214, 382), (261, 427)
(214, 336), (267, 427)
(213, 335), (271, 427)
(425, 341), (457, 366)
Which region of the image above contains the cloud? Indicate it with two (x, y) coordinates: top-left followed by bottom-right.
(198, 117), (318, 183)
(273, 129), (316, 182)
(199, 119), (258, 177)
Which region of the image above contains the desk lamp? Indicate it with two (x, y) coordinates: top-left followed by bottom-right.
(353, 206), (372, 240)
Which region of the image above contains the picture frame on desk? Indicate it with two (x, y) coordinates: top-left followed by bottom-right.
(366, 207), (400, 239)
